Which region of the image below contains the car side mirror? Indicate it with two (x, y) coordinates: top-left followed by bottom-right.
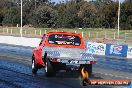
(39, 34), (46, 46)
(39, 41), (42, 46)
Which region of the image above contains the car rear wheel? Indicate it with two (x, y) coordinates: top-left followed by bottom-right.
(45, 59), (56, 77)
(32, 59), (38, 74)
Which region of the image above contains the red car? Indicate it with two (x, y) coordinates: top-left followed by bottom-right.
(32, 32), (96, 76)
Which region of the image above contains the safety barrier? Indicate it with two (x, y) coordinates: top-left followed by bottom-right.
(86, 42), (106, 56)
(0, 35), (131, 59)
(127, 46), (132, 58)
(105, 44), (128, 57)
(86, 42), (132, 59)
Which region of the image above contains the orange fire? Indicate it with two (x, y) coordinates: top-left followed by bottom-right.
(81, 67), (89, 79)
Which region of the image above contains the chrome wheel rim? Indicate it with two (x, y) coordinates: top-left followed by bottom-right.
(45, 62), (47, 72)
(32, 60), (35, 69)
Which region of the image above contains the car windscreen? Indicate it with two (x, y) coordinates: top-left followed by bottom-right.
(48, 34), (81, 46)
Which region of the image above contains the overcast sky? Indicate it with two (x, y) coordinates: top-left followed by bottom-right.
(51, 0), (125, 3)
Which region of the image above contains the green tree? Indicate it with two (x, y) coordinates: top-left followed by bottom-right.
(55, 0), (82, 28)
(125, 0), (132, 3)
(120, 2), (132, 30)
(96, 2), (118, 28)
(29, 5), (58, 27)
(0, 0), (13, 25)
(2, 7), (20, 26)
(78, 2), (97, 28)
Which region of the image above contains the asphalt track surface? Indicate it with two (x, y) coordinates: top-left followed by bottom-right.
(0, 44), (132, 88)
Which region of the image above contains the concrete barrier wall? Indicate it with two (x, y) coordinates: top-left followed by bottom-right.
(0, 35), (41, 47)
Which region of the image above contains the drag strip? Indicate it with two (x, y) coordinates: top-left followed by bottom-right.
(0, 57), (114, 88)
(0, 44), (32, 57)
(94, 56), (132, 73)
(0, 44), (132, 75)
(0, 58), (75, 88)
(0, 44), (132, 88)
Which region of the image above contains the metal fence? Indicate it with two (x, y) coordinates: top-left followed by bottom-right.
(0, 27), (132, 45)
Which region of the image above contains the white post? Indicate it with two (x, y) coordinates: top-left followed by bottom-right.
(74, 31), (76, 33)
(89, 32), (91, 38)
(118, 0), (120, 39)
(45, 30), (47, 34)
(11, 29), (12, 34)
(114, 32), (116, 39)
(105, 32), (107, 39)
(20, 0), (23, 37)
(35, 30), (36, 35)
(7, 28), (8, 33)
(82, 32), (83, 37)
(125, 32), (126, 40)
(40, 30), (41, 35)
(17, 24), (19, 27)
(96, 32), (98, 38)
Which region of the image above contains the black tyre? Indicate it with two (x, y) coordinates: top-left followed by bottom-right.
(80, 64), (92, 76)
(32, 57), (38, 74)
(45, 59), (56, 77)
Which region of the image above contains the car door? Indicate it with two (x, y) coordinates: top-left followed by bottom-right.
(33, 34), (46, 66)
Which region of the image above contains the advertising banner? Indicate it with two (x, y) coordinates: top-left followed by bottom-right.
(86, 42), (106, 55)
(94, 43), (106, 55)
(86, 42), (96, 54)
(105, 44), (128, 57)
(127, 46), (132, 58)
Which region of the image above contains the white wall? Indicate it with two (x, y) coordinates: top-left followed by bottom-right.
(0, 35), (41, 47)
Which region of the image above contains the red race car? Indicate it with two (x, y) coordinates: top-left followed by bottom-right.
(32, 32), (96, 76)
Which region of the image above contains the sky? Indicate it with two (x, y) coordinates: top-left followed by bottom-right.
(51, 0), (125, 3)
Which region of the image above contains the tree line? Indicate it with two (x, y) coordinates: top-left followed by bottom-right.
(0, 0), (132, 30)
